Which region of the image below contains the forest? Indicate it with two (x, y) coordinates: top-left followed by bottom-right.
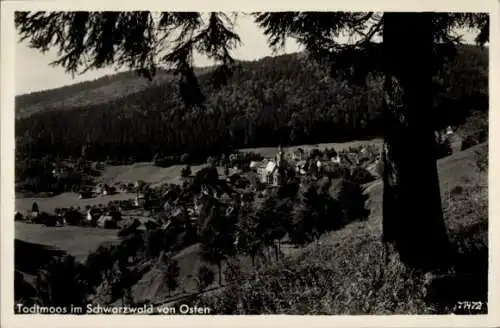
(15, 44), (487, 164)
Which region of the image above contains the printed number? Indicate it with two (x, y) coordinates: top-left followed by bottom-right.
(455, 301), (485, 312)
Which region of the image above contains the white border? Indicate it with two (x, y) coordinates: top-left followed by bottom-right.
(2, 0), (499, 327)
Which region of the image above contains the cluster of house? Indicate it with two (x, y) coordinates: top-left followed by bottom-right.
(51, 167), (70, 179)
(248, 145), (364, 187)
(78, 182), (138, 199)
(85, 207), (122, 228)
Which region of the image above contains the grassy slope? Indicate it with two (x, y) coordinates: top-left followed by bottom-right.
(15, 192), (134, 214)
(196, 142), (487, 314)
(16, 64), (219, 119)
(15, 223), (120, 262)
(15, 66), (215, 118)
(134, 142), (488, 310)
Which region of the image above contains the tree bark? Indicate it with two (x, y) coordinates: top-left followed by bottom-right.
(381, 13), (451, 271)
(218, 262), (223, 286)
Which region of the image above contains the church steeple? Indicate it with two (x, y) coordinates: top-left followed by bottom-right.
(276, 144), (284, 168)
(274, 144), (286, 186)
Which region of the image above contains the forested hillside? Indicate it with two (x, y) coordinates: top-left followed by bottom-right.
(15, 66), (215, 118)
(15, 45), (488, 163)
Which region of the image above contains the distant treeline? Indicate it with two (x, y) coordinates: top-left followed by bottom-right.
(15, 45), (488, 163)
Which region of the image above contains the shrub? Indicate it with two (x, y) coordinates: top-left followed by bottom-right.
(461, 135), (479, 151)
(65, 210), (83, 226)
(85, 244), (118, 291)
(475, 145), (488, 172)
(144, 229), (166, 259)
(206, 156), (216, 167)
(33, 255), (89, 308)
(337, 179), (370, 224)
(197, 265), (215, 291)
(103, 220), (118, 229)
(164, 259), (181, 295)
(181, 165), (192, 178)
(436, 137), (453, 159)
(460, 120), (488, 151)
(118, 219), (141, 237)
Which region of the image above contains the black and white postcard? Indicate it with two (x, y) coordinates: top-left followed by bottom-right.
(1, 0), (498, 327)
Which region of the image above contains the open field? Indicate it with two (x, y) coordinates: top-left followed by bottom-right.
(15, 222), (120, 262)
(15, 165), (235, 215)
(15, 192), (135, 214)
(96, 162), (208, 187)
(239, 138), (383, 158)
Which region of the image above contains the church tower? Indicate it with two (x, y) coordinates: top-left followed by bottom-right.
(276, 144), (284, 168)
(274, 144), (286, 186)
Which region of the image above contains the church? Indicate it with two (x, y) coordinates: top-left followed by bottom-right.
(256, 145), (288, 187)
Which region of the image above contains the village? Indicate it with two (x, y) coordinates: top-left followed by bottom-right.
(14, 141), (382, 228)
(14, 122), (464, 240)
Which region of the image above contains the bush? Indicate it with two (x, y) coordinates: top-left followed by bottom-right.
(118, 219), (141, 237)
(475, 145), (488, 172)
(181, 165), (192, 178)
(85, 244), (118, 291)
(435, 137), (453, 159)
(65, 210), (83, 226)
(103, 220), (118, 229)
(31, 255), (89, 309)
(144, 229), (167, 259)
(461, 135), (478, 151)
(460, 117), (488, 151)
(197, 265), (215, 291)
(337, 179), (370, 224)
(164, 259), (181, 295)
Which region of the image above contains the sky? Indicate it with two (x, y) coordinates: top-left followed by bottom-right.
(15, 14), (479, 95)
(15, 15), (303, 95)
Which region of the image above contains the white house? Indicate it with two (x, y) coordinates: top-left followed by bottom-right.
(296, 160), (308, 175)
(331, 154), (341, 164)
(135, 193), (146, 207)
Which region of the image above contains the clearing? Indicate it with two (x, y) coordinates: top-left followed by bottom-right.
(239, 138), (383, 158)
(15, 222), (120, 262)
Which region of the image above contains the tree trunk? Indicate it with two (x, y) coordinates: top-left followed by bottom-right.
(381, 13), (451, 271)
(218, 262), (222, 286)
